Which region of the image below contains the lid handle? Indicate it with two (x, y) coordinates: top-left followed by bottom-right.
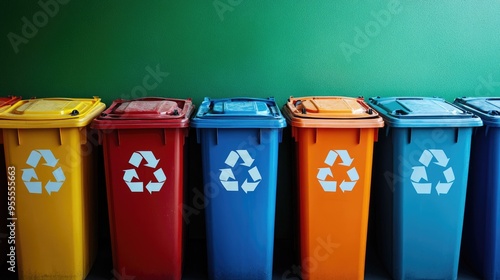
(293, 100), (307, 114)
(209, 97), (275, 106)
(396, 97), (425, 100)
(204, 97), (279, 116)
(268, 104), (281, 117)
(393, 109), (408, 115)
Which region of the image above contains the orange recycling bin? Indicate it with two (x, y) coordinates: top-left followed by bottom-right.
(282, 96), (383, 279)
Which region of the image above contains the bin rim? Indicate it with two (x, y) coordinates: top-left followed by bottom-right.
(91, 97), (195, 129)
(190, 96), (287, 129)
(0, 97), (106, 128)
(454, 97), (500, 127)
(282, 96), (384, 128)
(368, 96), (483, 128)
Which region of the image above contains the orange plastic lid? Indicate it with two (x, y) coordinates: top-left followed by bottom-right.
(283, 96), (384, 128)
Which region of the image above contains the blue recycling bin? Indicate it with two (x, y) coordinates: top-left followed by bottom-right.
(368, 97), (482, 280)
(191, 97), (286, 280)
(454, 97), (500, 280)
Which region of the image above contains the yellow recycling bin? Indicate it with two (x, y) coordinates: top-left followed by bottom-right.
(0, 97), (105, 279)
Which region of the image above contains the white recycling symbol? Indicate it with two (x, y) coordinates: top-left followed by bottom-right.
(22, 149), (65, 195)
(219, 150), (262, 193)
(123, 151), (166, 194)
(317, 150), (359, 192)
(410, 149), (455, 195)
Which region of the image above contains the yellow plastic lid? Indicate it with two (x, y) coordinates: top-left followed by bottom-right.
(283, 96), (384, 128)
(0, 97), (106, 128)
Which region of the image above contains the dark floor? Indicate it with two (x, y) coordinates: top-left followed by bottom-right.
(84, 236), (482, 280)
(0, 235), (482, 280)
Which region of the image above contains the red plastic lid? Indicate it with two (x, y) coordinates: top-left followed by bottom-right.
(107, 99), (185, 119)
(0, 96), (21, 112)
(92, 97), (194, 129)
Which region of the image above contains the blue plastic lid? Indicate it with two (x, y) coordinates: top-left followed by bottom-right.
(191, 97), (287, 128)
(454, 97), (500, 127)
(368, 97), (482, 128)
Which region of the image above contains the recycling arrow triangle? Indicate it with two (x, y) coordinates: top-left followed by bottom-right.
(22, 149), (66, 195)
(317, 149), (358, 193)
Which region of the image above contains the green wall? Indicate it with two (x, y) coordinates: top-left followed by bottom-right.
(2, 0), (500, 105)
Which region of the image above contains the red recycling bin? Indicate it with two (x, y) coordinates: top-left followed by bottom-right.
(92, 97), (194, 280)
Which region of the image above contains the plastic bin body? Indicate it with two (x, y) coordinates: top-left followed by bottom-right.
(454, 97), (500, 279)
(369, 97), (482, 280)
(191, 97), (286, 280)
(0, 96), (21, 267)
(0, 97), (105, 279)
(92, 98), (194, 280)
(282, 96), (383, 279)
